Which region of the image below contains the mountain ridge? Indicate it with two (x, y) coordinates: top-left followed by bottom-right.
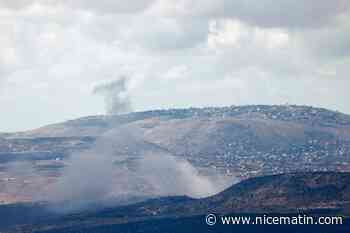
(1, 105), (350, 204)
(2, 104), (350, 138)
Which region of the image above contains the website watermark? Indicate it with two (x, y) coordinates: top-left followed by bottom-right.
(205, 213), (343, 226)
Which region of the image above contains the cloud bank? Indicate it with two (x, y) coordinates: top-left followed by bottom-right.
(0, 0), (350, 131)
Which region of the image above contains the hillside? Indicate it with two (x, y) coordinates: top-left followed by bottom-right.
(97, 172), (350, 218)
(1, 105), (350, 204)
(202, 171), (350, 213)
(2, 172), (350, 233)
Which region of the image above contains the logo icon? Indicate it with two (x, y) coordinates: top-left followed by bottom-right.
(206, 214), (217, 226)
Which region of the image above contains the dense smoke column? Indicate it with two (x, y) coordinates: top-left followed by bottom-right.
(93, 77), (132, 115)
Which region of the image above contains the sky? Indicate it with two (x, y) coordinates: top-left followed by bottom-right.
(0, 0), (349, 132)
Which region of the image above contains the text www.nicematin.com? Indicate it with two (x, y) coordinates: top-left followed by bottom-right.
(205, 214), (343, 226)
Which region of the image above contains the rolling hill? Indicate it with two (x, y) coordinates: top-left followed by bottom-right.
(1, 105), (350, 204)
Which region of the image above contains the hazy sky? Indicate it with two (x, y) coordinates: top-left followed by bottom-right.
(0, 0), (349, 132)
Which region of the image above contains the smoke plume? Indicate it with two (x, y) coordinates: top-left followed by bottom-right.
(42, 126), (233, 212)
(93, 77), (132, 115)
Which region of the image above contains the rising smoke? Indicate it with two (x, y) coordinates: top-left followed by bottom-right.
(93, 77), (132, 115)
(43, 126), (233, 212)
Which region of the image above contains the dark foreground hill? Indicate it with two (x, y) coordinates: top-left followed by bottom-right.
(2, 172), (350, 233)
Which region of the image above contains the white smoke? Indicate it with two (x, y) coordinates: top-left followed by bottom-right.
(136, 154), (224, 198)
(42, 127), (233, 212)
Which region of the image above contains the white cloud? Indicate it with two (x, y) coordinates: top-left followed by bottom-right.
(150, 0), (350, 28)
(0, 0), (349, 131)
(163, 65), (189, 80)
(0, 0), (156, 13)
(207, 19), (289, 50)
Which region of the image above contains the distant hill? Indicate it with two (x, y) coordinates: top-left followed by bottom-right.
(1, 105), (350, 204)
(4, 105), (350, 138)
(1, 105), (350, 177)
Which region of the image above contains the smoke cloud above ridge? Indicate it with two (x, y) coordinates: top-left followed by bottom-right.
(93, 77), (132, 115)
